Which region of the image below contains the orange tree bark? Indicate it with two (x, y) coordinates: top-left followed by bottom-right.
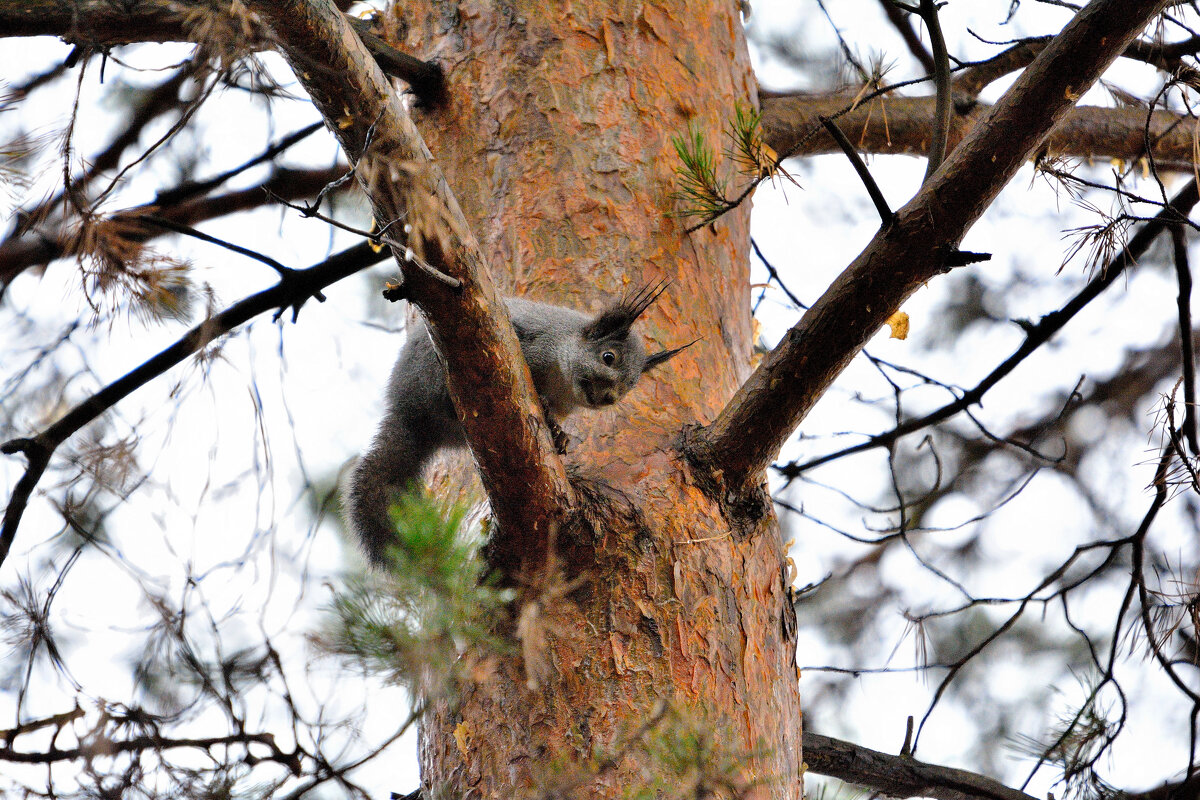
(0, 1), (1175, 798)
(382, 1), (800, 797)
(239, 0), (795, 795)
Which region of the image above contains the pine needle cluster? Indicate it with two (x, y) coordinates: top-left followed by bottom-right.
(320, 495), (511, 704)
(671, 100), (793, 227)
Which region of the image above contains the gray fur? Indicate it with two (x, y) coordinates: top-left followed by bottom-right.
(344, 292), (684, 565)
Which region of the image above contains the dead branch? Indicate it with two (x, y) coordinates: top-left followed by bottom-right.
(804, 732), (1037, 800)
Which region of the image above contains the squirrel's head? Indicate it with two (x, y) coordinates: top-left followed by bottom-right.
(573, 282), (692, 408)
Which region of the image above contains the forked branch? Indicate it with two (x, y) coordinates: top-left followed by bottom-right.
(686, 0), (1172, 492)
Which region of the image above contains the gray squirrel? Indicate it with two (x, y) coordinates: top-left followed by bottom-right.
(345, 283), (688, 565)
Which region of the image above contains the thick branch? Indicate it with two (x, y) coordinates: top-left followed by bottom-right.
(0, 0), (443, 102)
(245, 0), (575, 563)
(688, 0), (1171, 490)
(804, 732), (1036, 800)
(1, 242), (387, 568)
(760, 94), (1196, 169)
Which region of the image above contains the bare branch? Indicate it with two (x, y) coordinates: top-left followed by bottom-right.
(245, 0), (575, 568)
(916, 0), (951, 181)
(819, 117), (894, 227)
(879, 0), (935, 75)
(804, 732), (1038, 800)
(0, 242), (388, 567)
(0, 0), (443, 103)
(760, 94), (1197, 168)
(687, 0), (1173, 493)
(777, 179), (1200, 478)
(1172, 225), (1199, 454)
(0, 166), (344, 289)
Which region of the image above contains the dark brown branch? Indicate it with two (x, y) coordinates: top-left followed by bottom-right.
(0, 242), (388, 567)
(1172, 225), (1199, 454)
(688, 0), (1173, 493)
(819, 117), (893, 227)
(0, 0), (443, 104)
(0, 166), (345, 289)
(880, 0), (935, 75)
(776, 178), (1200, 478)
(344, 15), (443, 103)
(245, 0), (575, 568)
(917, 0), (951, 181)
(951, 38), (1053, 97)
(951, 35), (1200, 98)
(804, 732), (1037, 800)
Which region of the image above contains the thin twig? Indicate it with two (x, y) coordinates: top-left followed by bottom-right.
(0, 242), (389, 568)
(136, 215), (326, 303)
(378, 235), (463, 290)
(880, 0), (935, 74)
(776, 178), (1200, 478)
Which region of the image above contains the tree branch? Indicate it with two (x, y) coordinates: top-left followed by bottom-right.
(916, 0), (951, 181)
(819, 117), (894, 227)
(878, 0), (935, 75)
(687, 0), (1172, 492)
(381, 731), (1193, 800)
(0, 242), (388, 568)
(245, 0), (575, 567)
(760, 94), (1197, 168)
(0, 165), (344, 290)
(776, 178), (1200, 478)
(1171, 224), (1199, 454)
(804, 732), (1037, 800)
(0, 0), (443, 103)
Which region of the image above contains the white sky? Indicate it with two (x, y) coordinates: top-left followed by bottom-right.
(1, 2), (1197, 796)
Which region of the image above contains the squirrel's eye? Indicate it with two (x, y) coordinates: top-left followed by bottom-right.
(602, 351), (617, 366)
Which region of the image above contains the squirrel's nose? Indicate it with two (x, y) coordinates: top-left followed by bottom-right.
(601, 389), (617, 405)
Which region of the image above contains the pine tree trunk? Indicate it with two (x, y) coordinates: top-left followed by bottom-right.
(391, 2), (803, 797)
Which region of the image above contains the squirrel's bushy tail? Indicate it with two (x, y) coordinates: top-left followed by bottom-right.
(344, 416), (433, 567)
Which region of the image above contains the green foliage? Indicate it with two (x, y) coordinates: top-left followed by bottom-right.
(320, 494), (511, 703)
(671, 123), (730, 222)
(671, 101), (792, 226)
(726, 100), (768, 178)
(1012, 675), (1121, 800)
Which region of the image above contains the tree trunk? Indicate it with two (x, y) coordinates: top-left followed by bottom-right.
(390, 1), (802, 797)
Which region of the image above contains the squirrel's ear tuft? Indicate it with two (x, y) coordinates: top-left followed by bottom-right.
(642, 339), (698, 373)
(583, 279), (670, 341)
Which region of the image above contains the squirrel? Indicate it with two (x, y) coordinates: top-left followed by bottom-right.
(344, 283), (689, 565)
